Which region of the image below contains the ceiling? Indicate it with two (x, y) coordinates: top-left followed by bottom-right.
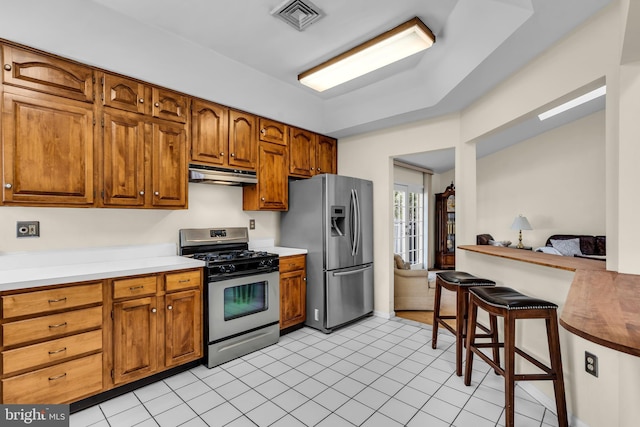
(85, 0), (611, 172)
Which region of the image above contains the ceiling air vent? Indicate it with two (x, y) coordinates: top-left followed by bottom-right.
(271, 0), (325, 31)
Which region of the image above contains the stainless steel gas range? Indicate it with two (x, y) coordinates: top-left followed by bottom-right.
(179, 227), (280, 368)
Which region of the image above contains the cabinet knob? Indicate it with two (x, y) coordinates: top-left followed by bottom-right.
(151, 308), (157, 313)
(261, 197), (265, 201)
(4, 183), (12, 189)
(139, 98), (144, 104)
(220, 152), (224, 156)
(310, 167), (314, 171)
(139, 190), (145, 196)
(230, 153), (235, 157)
(317, 168), (321, 172)
(154, 191), (159, 196)
(261, 129), (266, 134)
(154, 102), (160, 107)
(3, 64), (11, 71)
(167, 305), (173, 310)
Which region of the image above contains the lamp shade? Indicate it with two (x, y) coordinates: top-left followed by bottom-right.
(511, 214), (532, 231)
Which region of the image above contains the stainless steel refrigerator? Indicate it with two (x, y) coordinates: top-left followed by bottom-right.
(280, 174), (373, 333)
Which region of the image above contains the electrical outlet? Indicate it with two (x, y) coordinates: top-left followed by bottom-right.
(585, 351), (598, 377)
(249, 219), (255, 230)
(17, 221), (40, 238)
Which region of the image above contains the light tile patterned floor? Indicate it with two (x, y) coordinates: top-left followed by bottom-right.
(70, 316), (565, 427)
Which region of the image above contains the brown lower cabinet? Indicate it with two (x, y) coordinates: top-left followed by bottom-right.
(0, 268), (203, 404)
(110, 269), (202, 385)
(279, 254), (307, 330)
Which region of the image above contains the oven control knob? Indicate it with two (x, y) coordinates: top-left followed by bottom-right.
(259, 258), (273, 268)
(219, 264), (236, 274)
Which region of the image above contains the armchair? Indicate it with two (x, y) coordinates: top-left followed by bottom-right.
(393, 254), (436, 311)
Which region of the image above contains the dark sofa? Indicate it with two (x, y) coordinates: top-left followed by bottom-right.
(545, 234), (606, 258)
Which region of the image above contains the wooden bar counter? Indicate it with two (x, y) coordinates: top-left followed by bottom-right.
(459, 245), (640, 357)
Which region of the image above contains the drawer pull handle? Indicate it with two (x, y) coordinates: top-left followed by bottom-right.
(48, 347), (67, 355)
(48, 297), (67, 303)
(48, 373), (67, 381)
(178, 279), (190, 283)
(48, 322), (68, 329)
(129, 285), (144, 291)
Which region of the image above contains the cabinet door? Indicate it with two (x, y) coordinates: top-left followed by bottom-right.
(112, 297), (158, 385)
(165, 289), (202, 368)
(2, 91), (94, 205)
(316, 135), (337, 175)
(280, 268), (306, 330)
(259, 118), (287, 146)
(257, 141), (288, 210)
(102, 110), (146, 206)
(101, 73), (148, 114)
(2, 45), (94, 102)
(289, 127), (315, 177)
(151, 121), (187, 208)
(228, 110), (257, 170)
(191, 99), (228, 166)
(152, 87), (188, 123)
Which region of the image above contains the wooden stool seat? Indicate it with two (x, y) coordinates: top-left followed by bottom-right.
(464, 286), (568, 427)
(431, 271), (497, 376)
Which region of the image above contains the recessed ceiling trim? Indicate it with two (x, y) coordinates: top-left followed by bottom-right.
(271, 0), (325, 31)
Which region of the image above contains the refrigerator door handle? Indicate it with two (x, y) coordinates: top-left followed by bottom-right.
(350, 188), (361, 256)
(332, 264), (372, 276)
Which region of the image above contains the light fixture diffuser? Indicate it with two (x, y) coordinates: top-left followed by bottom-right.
(538, 85), (606, 121)
(298, 17), (435, 92)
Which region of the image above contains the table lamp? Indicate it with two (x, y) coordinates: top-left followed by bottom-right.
(511, 214), (532, 249)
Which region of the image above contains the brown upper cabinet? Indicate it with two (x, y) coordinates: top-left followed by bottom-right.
(2, 45), (94, 103)
(1, 40), (338, 211)
(99, 72), (188, 208)
(289, 127), (316, 178)
(190, 100), (257, 170)
(1, 45), (96, 206)
(316, 135), (337, 175)
(289, 127), (337, 178)
(259, 118), (288, 146)
(243, 141), (288, 211)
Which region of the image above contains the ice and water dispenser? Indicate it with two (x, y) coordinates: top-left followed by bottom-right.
(330, 206), (345, 236)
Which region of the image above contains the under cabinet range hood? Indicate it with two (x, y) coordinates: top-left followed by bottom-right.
(188, 164), (257, 186)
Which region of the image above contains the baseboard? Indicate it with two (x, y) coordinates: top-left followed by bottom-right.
(373, 310), (393, 319)
(517, 382), (588, 427)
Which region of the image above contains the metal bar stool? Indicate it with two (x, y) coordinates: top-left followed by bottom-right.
(431, 271), (497, 376)
(464, 286), (568, 427)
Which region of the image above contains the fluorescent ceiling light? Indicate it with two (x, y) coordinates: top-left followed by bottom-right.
(538, 85), (606, 121)
(298, 17), (435, 92)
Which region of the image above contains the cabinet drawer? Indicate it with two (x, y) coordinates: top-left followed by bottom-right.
(165, 270), (202, 292)
(2, 352), (103, 404)
(279, 255), (306, 273)
(113, 275), (157, 299)
(1, 329), (102, 375)
(2, 306), (102, 347)
(2, 282), (103, 319)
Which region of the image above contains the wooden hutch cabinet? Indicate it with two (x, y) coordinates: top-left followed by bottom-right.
(434, 183), (455, 269)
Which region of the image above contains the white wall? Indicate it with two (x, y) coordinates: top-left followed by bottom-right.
(476, 110), (606, 249)
(339, 2), (639, 426)
(0, 184), (279, 254)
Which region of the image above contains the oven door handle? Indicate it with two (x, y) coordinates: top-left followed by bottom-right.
(331, 265), (372, 277)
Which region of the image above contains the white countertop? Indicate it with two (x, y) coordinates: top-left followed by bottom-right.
(0, 243), (205, 291)
(249, 238), (307, 257)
